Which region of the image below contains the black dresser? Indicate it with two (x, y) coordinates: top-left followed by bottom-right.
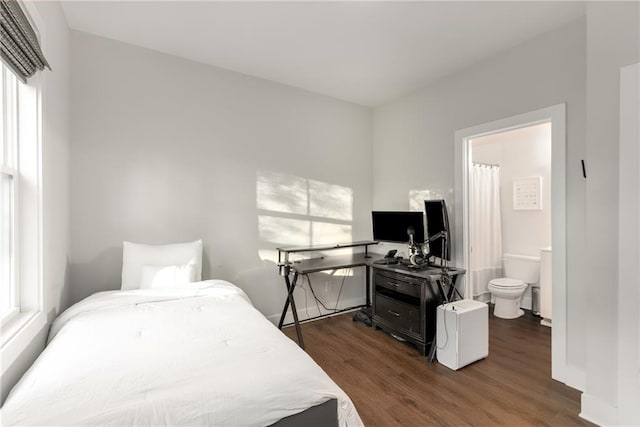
(370, 262), (465, 356)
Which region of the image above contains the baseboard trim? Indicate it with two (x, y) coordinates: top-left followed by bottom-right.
(558, 363), (586, 392)
(581, 393), (617, 426)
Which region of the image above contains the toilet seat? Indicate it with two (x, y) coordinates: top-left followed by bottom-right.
(489, 278), (526, 288)
(489, 278), (528, 319)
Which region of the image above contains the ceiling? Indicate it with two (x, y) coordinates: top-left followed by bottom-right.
(60, 1), (586, 107)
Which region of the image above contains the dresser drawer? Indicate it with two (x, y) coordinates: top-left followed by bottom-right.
(374, 293), (422, 335)
(374, 271), (421, 298)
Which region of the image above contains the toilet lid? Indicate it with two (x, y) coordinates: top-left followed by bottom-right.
(489, 278), (526, 288)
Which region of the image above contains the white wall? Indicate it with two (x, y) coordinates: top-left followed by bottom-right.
(373, 19), (587, 373)
(69, 31), (373, 322)
(470, 141), (501, 166)
(41, 2), (71, 321)
(1, 0), (71, 404)
(581, 2), (640, 425)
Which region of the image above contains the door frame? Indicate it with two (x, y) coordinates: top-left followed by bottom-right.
(454, 103), (582, 390)
(616, 62), (640, 423)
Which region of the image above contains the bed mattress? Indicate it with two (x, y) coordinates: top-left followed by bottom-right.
(1, 280), (363, 426)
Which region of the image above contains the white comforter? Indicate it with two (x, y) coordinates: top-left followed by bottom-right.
(1, 280), (363, 426)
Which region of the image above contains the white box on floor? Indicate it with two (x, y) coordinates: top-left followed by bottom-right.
(436, 299), (488, 370)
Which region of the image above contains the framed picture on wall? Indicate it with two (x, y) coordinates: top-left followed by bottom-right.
(513, 176), (542, 210)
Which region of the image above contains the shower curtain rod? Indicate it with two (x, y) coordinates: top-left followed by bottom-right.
(472, 162), (500, 168)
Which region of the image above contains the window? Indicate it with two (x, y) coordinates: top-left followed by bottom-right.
(0, 55), (42, 343)
(0, 1), (45, 372)
(1, 65), (19, 325)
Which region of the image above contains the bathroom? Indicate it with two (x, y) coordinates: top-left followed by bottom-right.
(469, 122), (552, 324)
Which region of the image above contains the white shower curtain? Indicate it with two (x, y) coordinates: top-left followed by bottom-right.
(467, 163), (503, 300)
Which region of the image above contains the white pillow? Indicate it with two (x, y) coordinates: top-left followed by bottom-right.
(121, 240), (203, 290)
(139, 264), (196, 289)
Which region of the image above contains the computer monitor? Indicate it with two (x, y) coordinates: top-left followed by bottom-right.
(424, 199), (451, 261)
(372, 211), (425, 244)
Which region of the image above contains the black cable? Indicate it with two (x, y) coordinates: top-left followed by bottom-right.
(333, 268), (349, 311)
(308, 274), (323, 316)
(306, 274), (333, 311)
(300, 279), (311, 320)
(305, 269), (349, 313)
(437, 302), (454, 349)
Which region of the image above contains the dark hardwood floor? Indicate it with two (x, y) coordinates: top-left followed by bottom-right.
(283, 310), (593, 426)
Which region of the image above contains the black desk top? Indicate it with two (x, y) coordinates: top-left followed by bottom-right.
(287, 252), (466, 278)
(367, 260), (466, 279)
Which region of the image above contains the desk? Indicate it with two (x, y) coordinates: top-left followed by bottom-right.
(276, 241), (379, 349)
(276, 242), (465, 359)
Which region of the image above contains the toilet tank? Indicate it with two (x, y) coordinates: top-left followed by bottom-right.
(503, 253), (541, 284)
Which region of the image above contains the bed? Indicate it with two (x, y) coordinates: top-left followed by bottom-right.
(0, 280), (363, 426)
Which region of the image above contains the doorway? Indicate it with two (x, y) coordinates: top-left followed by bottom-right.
(467, 122), (551, 315)
(453, 104), (579, 389)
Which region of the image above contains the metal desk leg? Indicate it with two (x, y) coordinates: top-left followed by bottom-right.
(277, 277), (291, 329)
(435, 278), (448, 303)
(352, 265), (373, 326)
(428, 276), (445, 363)
(447, 275), (463, 301)
(279, 272), (305, 349)
(428, 337), (437, 363)
(365, 264), (371, 307)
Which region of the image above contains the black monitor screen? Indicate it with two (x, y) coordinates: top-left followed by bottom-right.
(424, 200), (451, 261)
(372, 211), (425, 244)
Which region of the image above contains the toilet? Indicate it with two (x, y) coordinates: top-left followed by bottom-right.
(488, 254), (540, 319)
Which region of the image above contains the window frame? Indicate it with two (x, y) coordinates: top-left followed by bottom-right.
(0, 0), (45, 375)
(1, 65), (21, 327)
(1, 168), (20, 326)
